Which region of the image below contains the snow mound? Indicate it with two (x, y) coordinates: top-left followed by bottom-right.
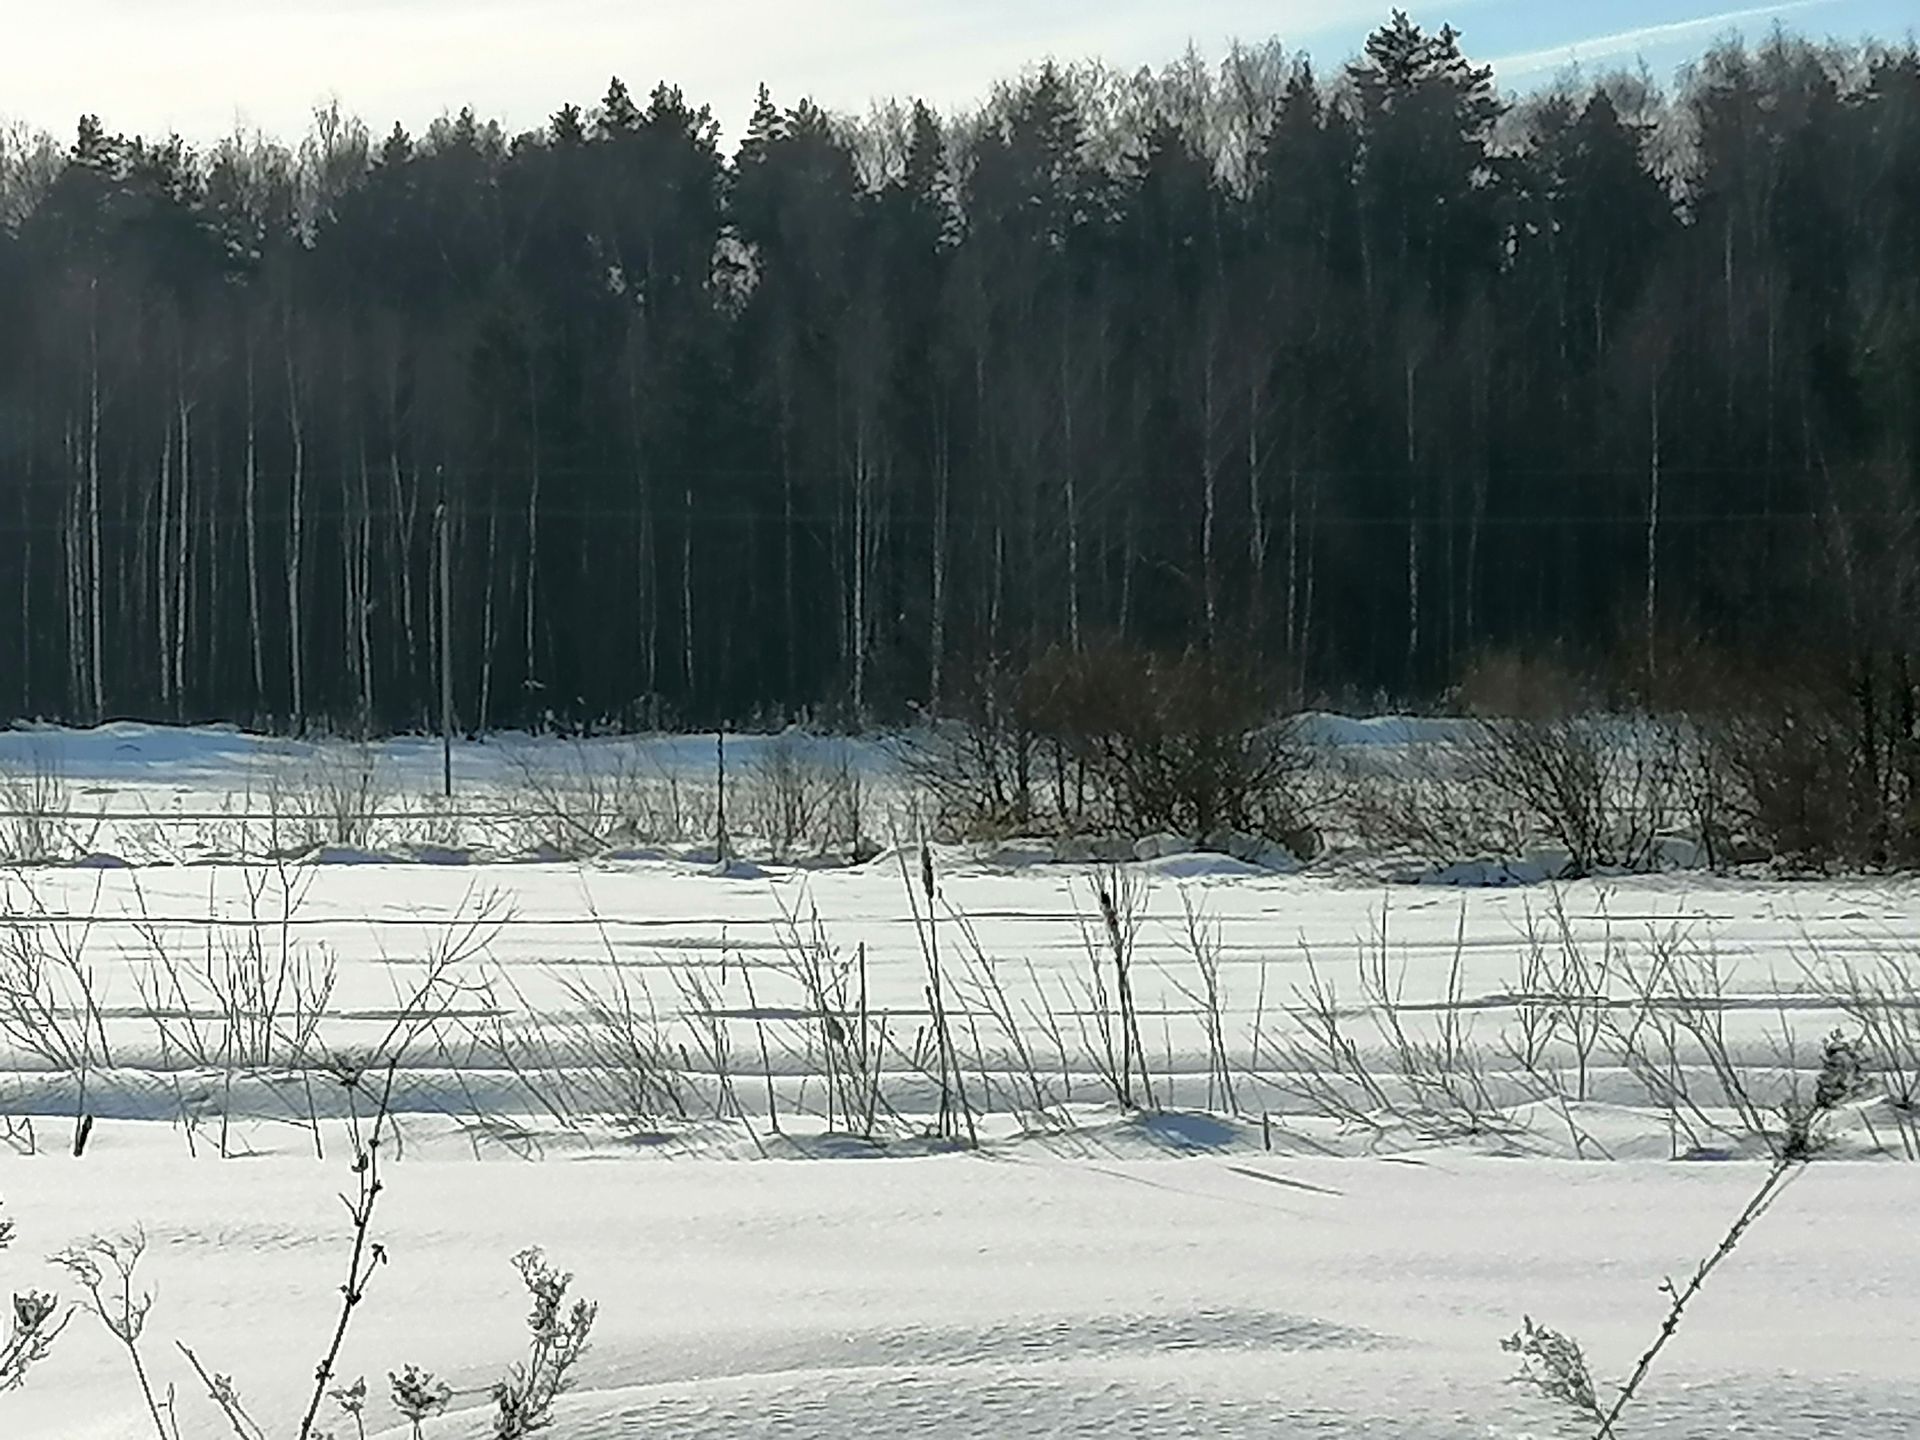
(300, 844), (402, 866)
(1140, 853), (1272, 880)
(68, 850), (132, 869)
(1293, 712), (1475, 748)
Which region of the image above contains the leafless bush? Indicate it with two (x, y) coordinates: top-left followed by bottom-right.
(1351, 645), (1920, 874)
(944, 903), (1060, 1120)
(456, 896), (686, 1139)
(290, 887), (504, 1163)
(530, 966), (690, 1129)
(0, 753), (98, 863)
(0, 873), (113, 1153)
(828, 751), (874, 862)
(1271, 915), (1525, 1145)
(263, 742), (390, 854)
(740, 733), (828, 860)
(502, 742), (710, 857)
(1345, 702), (1722, 877)
(1501, 893), (1616, 1104)
(0, 875), (111, 1073)
(904, 657), (1043, 838)
(1602, 941), (1761, 1156)
(669, 966), (762, 1148)
(1463, 716), (1681, 876)
(1595, 938), (1856, 1160)
(1158, 888), (1236, 1114)
(910, 645), (1309, 846)
(122, 864), (337, 1159)
(774, 894), (893, 1139)
(736, 733), (867, 861)
(903, 846), (976, 1144)
(1339, 739), (1530, 868)
(1666, 718), (1750, 871)
(131, 865), (334, 1075)
(1072, 866), (1154, 1111)
(1025, 644), (1309, 841)
(1647, 646), (1920, 872)
(452, 897), (656, 1138)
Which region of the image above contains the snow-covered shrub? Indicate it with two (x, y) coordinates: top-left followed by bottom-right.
(490, 1248), (597, 1438)
(1780, 1030), (1874, 1160)
(389, 1363), (451, 1437)
(0, 1200), (63, 1394)
(1501, 1315), (1601, 1425)
(1814, 951), (1920, 1157)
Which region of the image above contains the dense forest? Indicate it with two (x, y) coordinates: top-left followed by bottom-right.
(0, 12), (1914, 732)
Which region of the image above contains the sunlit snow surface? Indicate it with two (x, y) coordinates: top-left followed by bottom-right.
(0, 724), (1912, 1437)
(7, 1148), (1916, 1438)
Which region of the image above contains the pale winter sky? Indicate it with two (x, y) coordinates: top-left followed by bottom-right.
(4, 0), (1915, 146)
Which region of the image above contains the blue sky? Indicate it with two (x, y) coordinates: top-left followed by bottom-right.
(9, 1), (1917, 145)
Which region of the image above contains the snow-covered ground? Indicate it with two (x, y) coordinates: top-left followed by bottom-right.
(7, 1144), (1916, 1439)
(0, 725), (1913, 1437)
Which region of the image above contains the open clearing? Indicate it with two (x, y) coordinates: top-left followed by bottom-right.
(0, 727), (1914, 1437)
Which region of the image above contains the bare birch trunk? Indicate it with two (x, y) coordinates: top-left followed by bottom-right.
(244, 338), (265, 707)
(1061, 316), (1081, 653)
(173, 386), (191, 713)
(480, 507), (499, 730)
(87, 297), (104, 722)
(523, 360), (542, 694)
(1200, 344), (1219, 648)
(284, 327), (306, 728)
(929, 413), (949, 712)
(1404, 359), (1420, 684)
(157, 417), (173, 710)
(1647, 378), (1662, 687)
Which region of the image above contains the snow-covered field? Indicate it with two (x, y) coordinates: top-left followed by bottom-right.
(0, 726), (1914, 1437)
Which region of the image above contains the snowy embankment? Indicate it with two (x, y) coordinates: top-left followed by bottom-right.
(0, 723), (1912, 1437)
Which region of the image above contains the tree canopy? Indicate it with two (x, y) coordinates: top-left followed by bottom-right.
(0, 13), (1914, 730)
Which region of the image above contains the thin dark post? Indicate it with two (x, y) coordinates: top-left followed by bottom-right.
(715, 727), (729, 863)
(437, 500), (453, 799)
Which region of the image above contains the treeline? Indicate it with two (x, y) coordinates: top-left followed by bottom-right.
(0, 12), (1915, 732)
